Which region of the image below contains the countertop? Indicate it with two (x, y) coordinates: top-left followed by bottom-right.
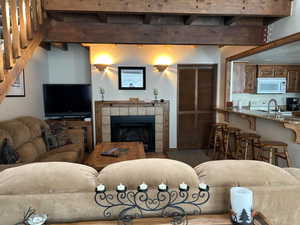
(216, 107), (300, 125)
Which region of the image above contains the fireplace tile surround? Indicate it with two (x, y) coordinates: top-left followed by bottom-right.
(95, 101), (169, 153)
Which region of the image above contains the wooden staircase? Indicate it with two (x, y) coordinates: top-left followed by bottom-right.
(0, 0), (44, 102)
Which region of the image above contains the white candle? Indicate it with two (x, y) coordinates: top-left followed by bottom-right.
(27, 214), (48, 225)
(139, 182), (148, 191)
(230, 187), (253, 224)
(117, 183), (126, 192)
(158, 183), (167, 191)
(179, 182), (188, 191)
(96, 184), (106, 192)
(199, 183), (208, 191)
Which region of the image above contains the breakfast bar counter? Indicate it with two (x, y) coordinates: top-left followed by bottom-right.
(216, 107), (300, 144)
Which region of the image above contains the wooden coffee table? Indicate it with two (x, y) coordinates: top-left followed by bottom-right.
(84, 142), (146, 171)
(53, 212), (271, 225)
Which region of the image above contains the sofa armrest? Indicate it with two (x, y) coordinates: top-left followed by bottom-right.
(64, 128), (85, 162)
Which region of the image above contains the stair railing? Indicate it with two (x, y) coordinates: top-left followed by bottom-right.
(0, 0), (44, 97)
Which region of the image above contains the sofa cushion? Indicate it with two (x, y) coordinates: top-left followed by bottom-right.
(37, 144), (82, 159)
(17, 117), (49, 139)
(97, 158), (200, 190)
(32, 137), (47, 155)
(38, 151), (79, 163)
(0, 120), (31, 149)
(194, 160), (300, 187)
(0, 162), (98, 195)
(16, 142), (39, 163)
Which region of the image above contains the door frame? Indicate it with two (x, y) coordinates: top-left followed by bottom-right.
(176, 64), (218, 150)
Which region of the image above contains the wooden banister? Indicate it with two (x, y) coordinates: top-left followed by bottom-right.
(10, 0), (21, 58)
(25, 0), (32, 40)
(18, 0), (28, 49)
(0, 49), (4, 82)
(0, 0), (45, 102)
(1, 0), (14, 69)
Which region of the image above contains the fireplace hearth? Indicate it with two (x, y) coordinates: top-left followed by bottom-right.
(111, 116), (155, 152)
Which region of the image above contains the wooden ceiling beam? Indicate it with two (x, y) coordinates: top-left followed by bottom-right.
(43, 0), (291, 17)
(224, 16), (240, 26)
(143, 15), (153, 24)
(45, 21), (266, 45)
(97, 13), (108, 23)
(224, 16), (264, 26)
(184, 15), (198, 25)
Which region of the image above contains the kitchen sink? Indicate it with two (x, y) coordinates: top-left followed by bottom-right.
(254, 110), (293, 116)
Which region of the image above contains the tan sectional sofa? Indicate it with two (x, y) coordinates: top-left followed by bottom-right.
(0, 159), (299, 225)
(0, 117), (85, 171)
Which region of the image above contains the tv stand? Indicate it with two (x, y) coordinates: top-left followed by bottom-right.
(46, 118), (93, 152)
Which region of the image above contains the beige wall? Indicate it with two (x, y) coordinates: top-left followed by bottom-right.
(0, 47), (48, 121)
(89, 44), (220, 148)
(46, 44), (91, 84)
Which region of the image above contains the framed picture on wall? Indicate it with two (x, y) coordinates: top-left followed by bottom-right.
(6, 70), (26, 97)
(118, 67), (146, 90)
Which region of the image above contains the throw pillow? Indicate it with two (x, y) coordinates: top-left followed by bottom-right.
(49, 122), (72, 147)
(42, 128), (59, 151)
(0, 139), (19, 164)
(43, 122), (72, 151)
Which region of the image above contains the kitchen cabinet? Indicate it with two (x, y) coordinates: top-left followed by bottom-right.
(287, 66), (300, 93)
(258, 65), (274, 77)
(244, 65), (257, 93)
(274, 65), (288, 77)
(258, 65), (287, 78)
(232, 63), (257, 94)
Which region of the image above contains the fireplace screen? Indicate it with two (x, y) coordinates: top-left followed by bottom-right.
(111, 116), (155, 152)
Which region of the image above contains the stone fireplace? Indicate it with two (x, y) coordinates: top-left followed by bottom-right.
(95, 101), (169, 153)
(111, 116), (155, 152)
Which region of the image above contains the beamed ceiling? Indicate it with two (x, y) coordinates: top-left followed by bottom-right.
(42, 0), (293, 46)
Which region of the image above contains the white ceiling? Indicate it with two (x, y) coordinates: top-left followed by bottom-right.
(238, 40), (300, 65)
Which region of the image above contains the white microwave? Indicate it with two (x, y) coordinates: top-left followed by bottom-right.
(257, 78), (286, 94)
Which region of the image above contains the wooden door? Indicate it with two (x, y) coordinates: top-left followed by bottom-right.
(244, 65), (257, 93)
(258, 65), (274, 77)
(178, 65), (216, 149)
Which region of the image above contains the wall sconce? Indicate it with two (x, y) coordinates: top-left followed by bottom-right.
(94, 64), (109, 72)
(154, 65), (168, 72)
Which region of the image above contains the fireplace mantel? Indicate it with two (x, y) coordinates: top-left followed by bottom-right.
(94, 101), (169, 153)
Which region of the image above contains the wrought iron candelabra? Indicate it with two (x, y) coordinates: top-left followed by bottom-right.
(94, 182), (210, 225)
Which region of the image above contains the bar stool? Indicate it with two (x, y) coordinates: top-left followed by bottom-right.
(239, 133), (261, 160)
(225, 127), (242, 159)
(259, 141), (291, 167)
(208, 123), (228, 159)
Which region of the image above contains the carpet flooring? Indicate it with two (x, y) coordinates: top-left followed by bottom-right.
(167, 149), (212, 168)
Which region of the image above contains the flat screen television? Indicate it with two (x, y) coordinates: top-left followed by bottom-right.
(43, 84), (92, 117)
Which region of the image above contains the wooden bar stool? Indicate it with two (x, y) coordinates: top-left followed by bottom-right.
(225, 127), (242, 159)
(259, 141), (291, 167)
(239, 133), (261, 160)
(208, 123), (228, 159)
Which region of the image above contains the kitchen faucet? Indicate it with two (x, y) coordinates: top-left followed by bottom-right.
(268, 99), (279, 114)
